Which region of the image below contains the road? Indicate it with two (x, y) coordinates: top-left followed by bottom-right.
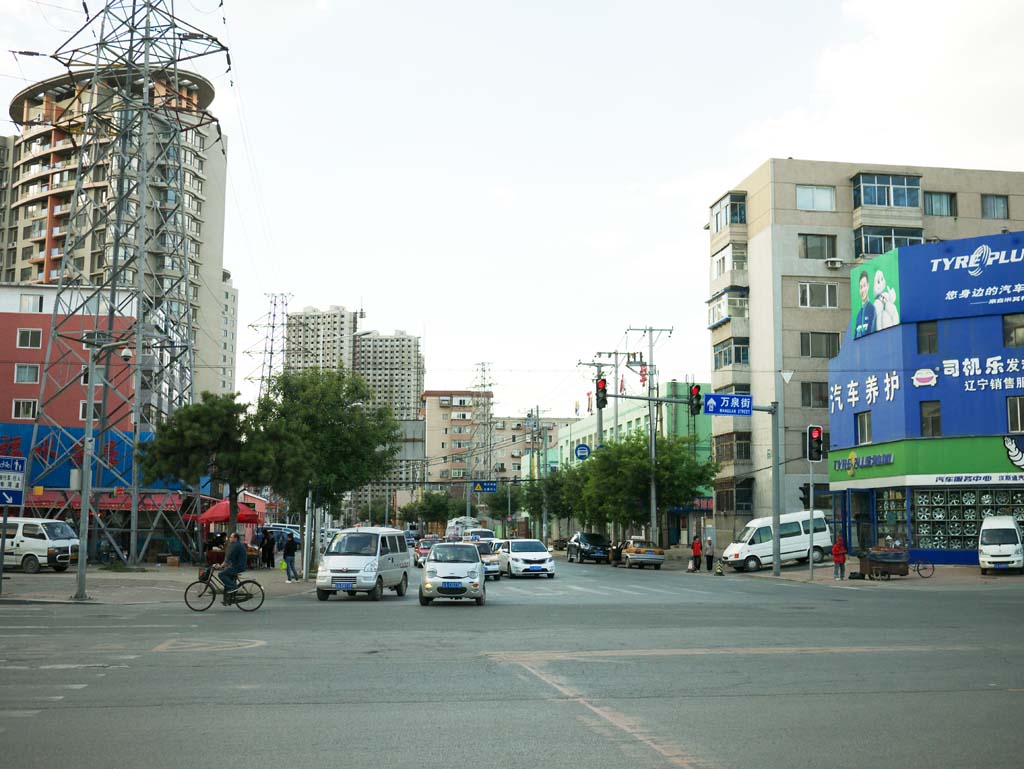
(1, 560), (1022, 769)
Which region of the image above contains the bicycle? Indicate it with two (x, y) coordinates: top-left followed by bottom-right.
(909, 557), (934, 578)
(184, 566), (265, 612)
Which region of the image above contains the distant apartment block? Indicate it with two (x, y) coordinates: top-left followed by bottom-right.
(353, 330), (424, 421)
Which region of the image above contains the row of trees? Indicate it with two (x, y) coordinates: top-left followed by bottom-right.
(139, 369), (402, 528)
(400, 432), (718, 539)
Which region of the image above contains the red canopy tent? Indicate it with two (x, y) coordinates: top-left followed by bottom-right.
(198, 499), (263, 525)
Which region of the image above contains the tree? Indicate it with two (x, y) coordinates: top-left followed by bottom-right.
(139, 392), (294, 530)
(258, 369), (402, 514)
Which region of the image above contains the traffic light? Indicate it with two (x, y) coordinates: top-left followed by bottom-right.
(688, 384), (702, 415)
(807, 424), (824, 462)
(595, 378), (608, 409)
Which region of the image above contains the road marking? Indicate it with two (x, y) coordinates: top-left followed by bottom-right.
(626, 585), (676, 594)
(151, 638), (267, 653)
(0, 710), (41, 718)
(563, 585), (604, 595)
(502, 586), (533, 595)
(27, 696), (64, 701)
(3, 625), (182, 630)
(603, 586), (645, 596)
(39, 663), (128, 670)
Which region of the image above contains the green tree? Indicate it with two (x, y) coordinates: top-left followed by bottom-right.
(258, 369), (401, 514)
(138, 392), (294, 529)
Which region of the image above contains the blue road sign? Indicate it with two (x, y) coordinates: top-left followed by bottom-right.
(0, 456), (26, 506)
(472, 481), (498, 494)
(704, 394), (753, 417)
(574, 444), (591, 461)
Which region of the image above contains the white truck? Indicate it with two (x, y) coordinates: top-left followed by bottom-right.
(445, 516), (481, 538)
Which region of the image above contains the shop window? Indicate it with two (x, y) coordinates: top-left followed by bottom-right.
(911, 487), (1021, 550)
(1004, 314), (1024, 347)
(855, 411), (872, 445)
(920, 400), (941, 437)
(917, 321), (938, 354)
(877, 488), (907, 547)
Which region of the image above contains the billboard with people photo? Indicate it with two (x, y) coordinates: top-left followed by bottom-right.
(850, 248), (901, 339)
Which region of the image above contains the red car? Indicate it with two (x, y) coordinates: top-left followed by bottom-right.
(414, 538), (441, 567)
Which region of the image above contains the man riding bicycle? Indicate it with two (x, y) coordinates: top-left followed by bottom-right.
(214, 532), (246, 604)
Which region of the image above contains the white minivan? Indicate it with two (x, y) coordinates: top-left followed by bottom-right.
(722, 510), (833, 572)
(2, 517), (80, 573)
(978, 516), (1023, 574)
(315, 526), (412, 601)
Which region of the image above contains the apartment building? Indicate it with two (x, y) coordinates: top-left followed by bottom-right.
(218, 269), (238, 393)
(284, 305), (361, 372)
(422, 390), (493, 486)
(353, 330), (424, 420)
(5, 72), (235, 398)
(707, 158), (1024, 538)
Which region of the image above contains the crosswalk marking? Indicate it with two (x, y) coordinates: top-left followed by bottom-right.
(0, 710), (41, 718)
(603, 586), (645, 595)
(563, 584), (604, 595)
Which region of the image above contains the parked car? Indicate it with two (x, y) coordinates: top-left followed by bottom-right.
(722, 510), (832, 572)
(566, 532), (611, 564)
(315, 527), (412, 601)
(620, 539), (665, 569)
(1, 517), (79, 573)
(419, 542), (486, 606)
(497, 538), (555, 578)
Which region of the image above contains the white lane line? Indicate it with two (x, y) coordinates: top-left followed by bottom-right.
(0, 710), (40, 718)
(502, 586), (533, 595)
(39, 664), (128, 670)
(4, 625), (185, 630)
(603, 586), (645, 596)
(562, 585), (605, 595)
(27, 696), (64, 702)
(626, 585), (676, 594)
(0, 684), (87, 690)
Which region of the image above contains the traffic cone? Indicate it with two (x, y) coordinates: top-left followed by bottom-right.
(714, 558), (724, 576)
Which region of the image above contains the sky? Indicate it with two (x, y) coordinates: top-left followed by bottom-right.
(2, 0), (1023, 419)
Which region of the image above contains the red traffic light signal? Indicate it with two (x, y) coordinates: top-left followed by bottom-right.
(596, 378), (608, 409)
(807, 424), (824, 462)
(688, 384), (702, 415)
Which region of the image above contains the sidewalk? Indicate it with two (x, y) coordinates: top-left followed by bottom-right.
(0, 560), (315, 604)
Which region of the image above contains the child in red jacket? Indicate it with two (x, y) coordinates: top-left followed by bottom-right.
(832, 536), (848, 580)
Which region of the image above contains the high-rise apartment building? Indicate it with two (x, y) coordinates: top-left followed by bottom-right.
(706, 158), (1024, 537)
(285, 305), (361, 372)
(5, 73), (235, 397)
(219, 269), (238, 393)
(353, 330), (424, 420)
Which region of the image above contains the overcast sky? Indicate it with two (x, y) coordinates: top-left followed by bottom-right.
(2, 0), (1022, 419)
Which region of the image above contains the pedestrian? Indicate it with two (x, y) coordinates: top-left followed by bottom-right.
(704, 537), (714, 571)
(283, 532), (299, 583)
(832, 535), (848, 580)
(691, 535), (702, 572)
(261, 529), (275, 570)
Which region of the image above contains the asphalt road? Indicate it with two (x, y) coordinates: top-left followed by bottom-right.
(1, 561), (1022, 769)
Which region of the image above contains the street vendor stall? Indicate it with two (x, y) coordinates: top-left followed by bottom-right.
(860, 547), (909, 580)
(198, 500), (263, 567)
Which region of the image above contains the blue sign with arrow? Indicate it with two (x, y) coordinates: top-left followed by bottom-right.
(703, 394), (753, 417)
(0, 456), (26, 506)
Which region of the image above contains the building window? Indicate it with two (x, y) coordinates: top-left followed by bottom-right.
(710, 242), (747, 278)
(801, 382), (829, 408)
(795, 185), (835, 212)
(1003, 314), (1024, 347)
(713, 337), (749, 370)
(1009, 396), (1024, 433)
(798, 234), (836, 260)
(710, 193), (746, 233)
(852, 173), (920, 208)
(715, 383), (751, 395)
(800, 332), (840, 358)
(19, 294), (43, 312)
(713, 432), (751, 462)
(855, 411), (872, 445)
(12, 399), (37, 419)
(923, 192), (957, 217)
(79, 401), (101, 421)
(14, 363), (39, 384)
(17, 328), (42, 348)
(707, 292), (748, 327)
(920, 400), (941, 437)
(798, 282), (838, 309)
(917, 321), (938, 354)
(853, 226), (923, 257)
(981, 194), (1009, 220)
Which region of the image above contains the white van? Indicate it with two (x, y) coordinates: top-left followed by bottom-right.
(978, 516), (1023, 574)
(722, 510), (833, 572)
(1, 517), (80, 573)
(315, 526), (412, 601)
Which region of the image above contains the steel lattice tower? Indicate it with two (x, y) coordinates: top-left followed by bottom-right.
(19, 1), (227, 563)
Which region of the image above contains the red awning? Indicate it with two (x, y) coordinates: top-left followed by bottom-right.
(23, 491), (184, 511)
(198, 498), (263, 525)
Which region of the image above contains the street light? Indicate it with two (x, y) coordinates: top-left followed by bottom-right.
(74, 334), (132, 602)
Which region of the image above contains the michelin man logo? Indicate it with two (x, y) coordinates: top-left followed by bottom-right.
(1005, 436), (1024, 470)
(873, 269), (900, 330)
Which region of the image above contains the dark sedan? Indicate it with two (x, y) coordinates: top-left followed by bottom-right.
(566, 532), (611, 564)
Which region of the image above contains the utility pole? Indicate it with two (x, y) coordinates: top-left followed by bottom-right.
(627, 326), (673, 546)
(597, 350), (637, 443)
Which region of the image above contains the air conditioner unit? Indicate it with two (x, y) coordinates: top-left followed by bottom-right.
(825, 258), (843, 269)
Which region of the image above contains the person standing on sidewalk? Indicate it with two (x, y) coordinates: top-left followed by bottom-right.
(283, 532), (299, 583)
(832, 536), (848, 580)
(261, 529), (275, 570)
(691, 535), (702, 572)
(704, 537), (714, 571)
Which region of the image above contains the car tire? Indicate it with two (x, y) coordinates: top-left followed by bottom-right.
(507, 564), (514, 578)
(494, 572), (501, 581)
(475, 590), (486, 606)
(22, 554), (41, 575)
(418, 589), (432, 606)
(369, 578), (383, 601)
(603, 558), (610, 565)
(744, 556), (761, 572)
(316, 589), (331, 601)
(346, 590), (357, 596)
(546, 573), (554, 579)
(811, 547), (824, 564)
(654, 564), (662, 570)
(395, 573), (408, 597)
(980, 568), (987, 575)
(52, 564), (68, 572)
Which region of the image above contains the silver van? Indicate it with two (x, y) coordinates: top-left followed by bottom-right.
(315, 526), (412, 601)
(2, 517), (80, 573)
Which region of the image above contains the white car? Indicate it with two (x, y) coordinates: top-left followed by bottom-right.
(498, 538), (555, 578)
(419, 542), (486, 606)
(315, 527), (412, 601)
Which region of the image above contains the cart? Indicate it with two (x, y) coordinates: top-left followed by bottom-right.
(861, 548), (909, 580)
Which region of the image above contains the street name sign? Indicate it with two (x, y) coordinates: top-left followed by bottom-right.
(703, 394), (753, 417)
